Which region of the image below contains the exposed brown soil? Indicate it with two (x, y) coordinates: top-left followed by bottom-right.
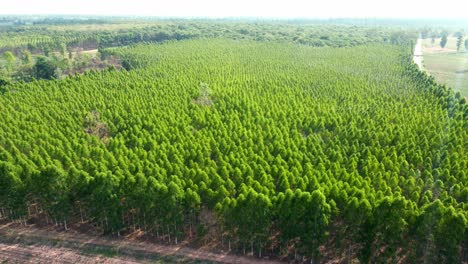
(0, 242), (143, 264)
(0, 223), (283, 264)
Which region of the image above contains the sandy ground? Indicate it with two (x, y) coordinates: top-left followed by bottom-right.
(0, 223), (282, 264)
(413, 39), (423, 70)
(0, 242), (143, 264)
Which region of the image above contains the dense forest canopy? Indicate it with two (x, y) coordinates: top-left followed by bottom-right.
(0, 19), (467, 263)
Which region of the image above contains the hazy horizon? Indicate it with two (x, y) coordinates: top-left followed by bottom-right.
(1, 0), (467, 19)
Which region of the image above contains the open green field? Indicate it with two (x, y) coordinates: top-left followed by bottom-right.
(423, 52), (468, 96)
(422, 37), (463, 51)
(422, 37), (468, 96)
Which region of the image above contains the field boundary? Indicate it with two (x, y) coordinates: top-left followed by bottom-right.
(0, 223), (282, 264)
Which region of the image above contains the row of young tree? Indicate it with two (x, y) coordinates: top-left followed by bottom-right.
(0, 39), (466, 263)
(438, 34), (467, 51)
(421, 27), (468, 51)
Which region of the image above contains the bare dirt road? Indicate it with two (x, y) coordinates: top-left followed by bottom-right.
(0, 223), (282, 264)
(413, 38), (423, 70)
(0, 242), (144, 264)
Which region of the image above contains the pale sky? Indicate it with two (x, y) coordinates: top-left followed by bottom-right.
(1, 0), (467, 19)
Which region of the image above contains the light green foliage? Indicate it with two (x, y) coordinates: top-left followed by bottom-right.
(423, 52), (468, 96)
(2, 51), (16, 71)
(0, 38), (466, 262)
(21, 51), (33, 65)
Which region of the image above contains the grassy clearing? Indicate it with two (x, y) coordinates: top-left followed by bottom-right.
(421, 37), (468, 96)
(422, 37), (463, 51)
(423, 51), (468, 96)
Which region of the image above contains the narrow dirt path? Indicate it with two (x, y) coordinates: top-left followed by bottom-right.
(0, 223), (282, 264)
(413, 38), (423, 71)
(0, 242), (143, 264)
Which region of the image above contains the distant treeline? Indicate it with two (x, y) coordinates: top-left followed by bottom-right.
(0, 20), (417, 54)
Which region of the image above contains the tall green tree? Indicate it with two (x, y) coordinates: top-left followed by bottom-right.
(0, 161), (26, 218)
(0, 77), (10, 93)
(33, 56), (57, 80)
(456, 35), (464, 52)
(440, 35), (448, 48)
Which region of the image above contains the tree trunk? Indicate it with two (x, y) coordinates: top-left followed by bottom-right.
(168, 225), (171, 244)
(174, 222), (177, 244)
(143, 212), (147, 233)
(64, 219), (68, 230)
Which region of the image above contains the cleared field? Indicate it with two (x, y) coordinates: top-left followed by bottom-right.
(422, 37), (468, 96)
(423, 52), (468, 96)
(422, 37), (463, 52)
